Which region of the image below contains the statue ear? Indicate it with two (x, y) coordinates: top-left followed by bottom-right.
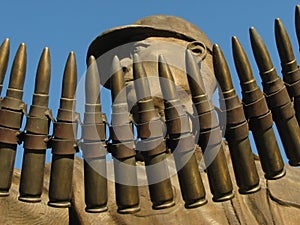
(187, 41), (207, 61)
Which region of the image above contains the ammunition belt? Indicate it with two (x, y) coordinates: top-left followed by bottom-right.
(272, 102), (295, 121)
(84, 111), (106, 124)
(111, 112), (130, 125)
(0, 108), (24, 129)
(282, 63), (299, 83)
(53, 122), (78, 140)
(136, 119), (164, 139)
(0, 95), (26, 111)
(0, 127), (21, 144)
(110, 124), (133, 141)
(248, 110), (273, 132)
(109, 141), (136, 159)
(51, 139), (79, 155)
(82, 123), (106, 141)
(136, 137), (166, 157)
(196, 110), (219, 130)
(242, 87), (264, 104)
(262, 76), (285, 94)
(25, 116), (49, 134)
(199, 126), (223, 147)
(285, 79), (300, 97)
(243, 95), (269, 118)
(23, 134), (49, 150)
(80, 141), (107, 158)
(225, 121), (249, 142)
(193, 99), (214, 114)
(168, 134), (195, 153)
(137, 109), (159, 124)
(225, 104), (246, 125)
(265, 86), (291, 108)
(166, 115), (191, 135)
(57, 108), (80, 123)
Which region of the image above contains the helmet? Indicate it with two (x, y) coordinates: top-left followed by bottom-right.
(87, 15), (213, 63)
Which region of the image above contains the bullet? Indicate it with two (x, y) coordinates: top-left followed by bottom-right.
(133, 53), (174, 210)
(0, 38), (10, 95)
(232, 36), (285, 180)
(186, 50), (234, 201)
(19, 47), (53, 202)
(250, 27), (300, 166)
(159, 54), (207, 208)
(109, 55), (140, 213)
(48, 52), (79, 208)
(0, 43), (27, 196)
(275, 18), (300, 124)
(296, 5), (300, 49)
(213, 44), (260, 194)
(81, 55), (108, 213)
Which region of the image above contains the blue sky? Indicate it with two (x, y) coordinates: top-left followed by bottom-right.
(0, 1), (299, 167)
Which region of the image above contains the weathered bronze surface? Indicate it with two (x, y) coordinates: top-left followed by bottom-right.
(133, 53), (175, 210)
(0, 43), (26, 196)
(109, 55), (140, 213)
(250, 27), (300, 166)
(0, 39), (10, 95)
(232, 36), (285, 180)
(19, 47), (53, 202)
(213, 44), (260, 194)
(159, 54), (207, 208)
(186, 50), (234, 201)
(81, 56), (108, 213)
(48, 52), (79, 208)
(275, 18), (300, 124)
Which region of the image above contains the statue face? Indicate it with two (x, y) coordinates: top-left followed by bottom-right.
(115, 37), (216, 118)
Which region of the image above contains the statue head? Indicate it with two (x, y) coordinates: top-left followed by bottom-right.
(87, 15), (216, 116)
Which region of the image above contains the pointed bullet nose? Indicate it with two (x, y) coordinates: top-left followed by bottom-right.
(85, 55), (100, 105)
(110, 55), (126, 104)
(34, 47), (51, 95)
(185, 49), (206, 97)
(249, 27), (274, 73)
(296, 5), (300, 47)
(158, 54), (178, 101)
(212, 44), (234, 93)
(62, 51), (77, 99)
(133, 53), (151, 99)
(232, 36), (255, 84)
(8, 43), (27, 94)
(0, 38), (10, 89)
(275, 18), (295, 65)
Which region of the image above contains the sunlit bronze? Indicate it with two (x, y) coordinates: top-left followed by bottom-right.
(0, 43), (27, 196)
(213, 44), (260, 194)
(19, 47), (53, 202)
(232, 36), (285, 180)
(250, 27), (300, 166)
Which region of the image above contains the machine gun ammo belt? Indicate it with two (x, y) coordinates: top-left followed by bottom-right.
(248, 110), (274, 132)
(82, 123), (106, 141)
(25, 116), (49, 134)
(23, 134), (49, 150)
(84, 111), (106, 124)
(0, 96), (26, 111)
(196, 111), (219, 130)
(57, 108), (79, 122)
(225, 121), (249, 142)
(0, 109), (24, 129)
(166, 115), (191, 134)
(136, 137), (166, 157)
(224, 105), (246, 125)
(109, 141), (136, 159)
(168, 134), (195, 153)
(285, 79), (300, 97)
(243, 96), (270, 118)
(51, 139), (78, 155)
(53, 121), (78, 139)
(0, 127), (21, 144)
(109, 124), (134, 141)
(136, 119), (164, 139)
(265, 86), (291, 108)
(199, 127), (223, 147)
(272, 102), (295, 121)
(81, 141), (107, 158)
